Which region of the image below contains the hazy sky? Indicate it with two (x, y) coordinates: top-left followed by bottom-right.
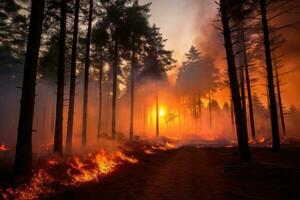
(140, 0), (217, 83)
(140, 1), (300, 108)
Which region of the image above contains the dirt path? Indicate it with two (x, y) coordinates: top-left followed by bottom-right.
(53, 146), (300, 200)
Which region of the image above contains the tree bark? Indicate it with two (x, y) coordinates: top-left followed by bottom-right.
(54, 0), (67, 156)
(208, 89), (212, 129)
(66, 0), (80, 152)
(259, 0), (281, 151)
(14, 0), (45, 179)
(156, 84), (159, 137)
(129, 47), (136, 140)
(82, 0), (93, 146)
(112, 40), (119, 140)
(97, 47), (104, 142)
(220, 0), (251, 161)
(239, 24), (256, 140)
(275, 66), (286, 136)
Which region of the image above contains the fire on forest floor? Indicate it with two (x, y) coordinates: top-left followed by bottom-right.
(0, 137), (178, 200)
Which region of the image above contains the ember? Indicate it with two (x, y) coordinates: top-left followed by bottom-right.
(0, 144), (8, 151)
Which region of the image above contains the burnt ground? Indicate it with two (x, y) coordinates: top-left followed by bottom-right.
(51, 146), (300, 200)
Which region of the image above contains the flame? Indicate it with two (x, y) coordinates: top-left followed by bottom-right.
(1, 170), (54, 200)
(115, 151), (139, 164)
(0, 149), (139, 199)
(0, 144), (8, 151)
(67, 149), (138, 185)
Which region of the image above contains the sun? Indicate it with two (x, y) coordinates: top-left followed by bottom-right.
(159, 108), (166, 117)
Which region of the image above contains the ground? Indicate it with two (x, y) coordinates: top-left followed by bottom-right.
(51, 146), (300, 200)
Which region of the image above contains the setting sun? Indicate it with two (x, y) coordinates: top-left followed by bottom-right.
(159, 108), (166, 117)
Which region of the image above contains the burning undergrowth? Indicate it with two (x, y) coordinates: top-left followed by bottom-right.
(0, 138), (178, 200)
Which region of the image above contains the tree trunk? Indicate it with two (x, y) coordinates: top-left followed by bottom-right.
(54, 0), (67, 156)
(97, 47), (104, 142)
(112, 40), (119, 140)
(82, 0), (93, 146)
(239, 23), (256, 140)
(208, 89), (212, 129)
(129, 47), (136, 140)
(14, 0), (45, 179)
(156, 84), (159, 137)
(220, 0), (251, 161)
(275, 66), (286, 136)
(259, 0), (281, 151)
(66, 0), (80, 152)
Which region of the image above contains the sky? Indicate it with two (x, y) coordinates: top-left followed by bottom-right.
(140, 0), (218, 84)
(140, 0), (300, 109)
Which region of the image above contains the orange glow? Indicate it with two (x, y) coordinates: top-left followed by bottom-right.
(159, 108), (166, 117)
(0, 144), (8, 151)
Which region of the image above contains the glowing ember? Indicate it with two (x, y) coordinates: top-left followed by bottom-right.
(0, 144), (8, 151)
(1, 170), (54, 200)
(47, 159), (58, 165)
(144, 149), (155, 154)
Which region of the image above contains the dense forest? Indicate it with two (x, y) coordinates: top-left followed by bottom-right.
(0, 0), (300, 199)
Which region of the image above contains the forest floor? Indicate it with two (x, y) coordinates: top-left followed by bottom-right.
(51, 145), (300, 200)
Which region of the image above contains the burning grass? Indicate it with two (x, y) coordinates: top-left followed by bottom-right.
(0, 138), (178, 200)
(0, 149), (139, 200)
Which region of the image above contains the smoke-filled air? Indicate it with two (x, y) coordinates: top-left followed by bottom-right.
(1, 0), (300, 199)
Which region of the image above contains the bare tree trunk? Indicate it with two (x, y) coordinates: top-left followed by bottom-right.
(129, 48), (136, 140)
(259, 0), (281, 151)
(112, 40), (119, 140)
(230, 100), (235, 132)
(239, 63), (248, 133)
(156, 85), (159, 137)
(66, 0), (80, 152)
(275, 66), (286, 136)
(208, 89), (212, 129)
(14, 0), (45, 179)
(82, 0), (93, 146)
(239, 24), (256, 140)
(220, 0), (251, 161)
(54, 0), (67, 156)
(97, 47), (104, 143)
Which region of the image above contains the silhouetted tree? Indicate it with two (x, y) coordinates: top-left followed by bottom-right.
(82, 0), (93, 146)
(14, 0), (45, 179)
(66, 0), (80, 152)
(259, 0), (281, 151)
(122, 1), (150, 139)
(219, 0), (251, 161)
(54, 0), (67, 155)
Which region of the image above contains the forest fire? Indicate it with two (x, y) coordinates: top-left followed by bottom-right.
(1, 0), (300, 199)
(67, 150), (138, 185)
(0, 148), (140, 199)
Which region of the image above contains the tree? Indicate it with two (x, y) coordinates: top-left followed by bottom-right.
(66, 0), (80, 152)
(54, 0), (67, 155)
(99, 0), (132, 139)
(219, 0), (251, 161)
(92, 21), (109, 142)
(175, 46), (218, 96)
(82, 0), (93, 146)
(259, 0), (281, 151)
(231, 0), (256, 140)
(14, 0), (45, 179)
(122, 1), (150, 139)
(138, 24), (175, 82)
